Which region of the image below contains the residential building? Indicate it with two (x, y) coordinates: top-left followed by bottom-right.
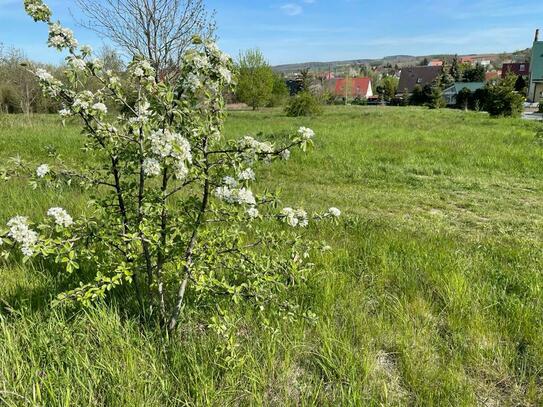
(528, 29), (543, 102)
(460, 56), (476, 65)
(428, 59), (444, 67)
(502, 63), (530, 78)
(485, 71), (501, 81)
(332, 77), (373, 98)
(443, 82), (485, 105)
(397, 66), (443, 93)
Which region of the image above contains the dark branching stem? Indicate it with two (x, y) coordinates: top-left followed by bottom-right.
(156, 167), (170, 322)
(168, 135), (210, 332)
(136, 126), (154, 290)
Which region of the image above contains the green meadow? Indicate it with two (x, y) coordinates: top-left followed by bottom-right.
(1, 107), (543, 405)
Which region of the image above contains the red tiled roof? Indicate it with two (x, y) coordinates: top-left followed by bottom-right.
(428, 60), (444, 66)
(485, 71), (500, 81)
(334, 77), (372, 97)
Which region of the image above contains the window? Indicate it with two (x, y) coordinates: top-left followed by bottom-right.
(520, 64), (525, 71)
(416, 78), (422, 84)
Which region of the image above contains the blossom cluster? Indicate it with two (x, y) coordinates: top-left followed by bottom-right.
(47, 207), (74, 227)
(298, 127), (315, 140)
(7, 216), (38, 256)
(215, 186), (256, 206)
(281, 208), (309, 228)
(71, 91), (96, 114)
(48, 22), (78, 51)
(67, 56), (87, 72)
(239, 136), (274, 154)
(36, 163), (50, 178)
(149, 129), (192, 180)
(24, 0), (51, 22)
(129, 59), (155, 83)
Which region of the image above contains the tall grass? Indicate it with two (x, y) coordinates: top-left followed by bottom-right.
(1, 107), (542, 405)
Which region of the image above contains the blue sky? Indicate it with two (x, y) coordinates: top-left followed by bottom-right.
(1, 0), (542, 65)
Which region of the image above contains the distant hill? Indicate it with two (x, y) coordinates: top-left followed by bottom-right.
(273, 49), (532, 76)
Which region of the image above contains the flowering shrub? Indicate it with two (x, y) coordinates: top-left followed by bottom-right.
(1, 0), (340, 333)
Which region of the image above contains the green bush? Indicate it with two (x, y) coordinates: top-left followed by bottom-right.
(285, 92), (323, 117)
(351, 96), (368, 106)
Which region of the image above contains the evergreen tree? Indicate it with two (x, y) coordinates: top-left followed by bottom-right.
(450, 55), (461, 81)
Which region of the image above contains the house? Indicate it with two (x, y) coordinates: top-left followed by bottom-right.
(443, 82), (485, 105)
(428, 59), (444, 67)
(397, 66), (443, 93)
(502, 63), (530, 78)
(333, 77), (373, 98)
(485, 71), (501, 81)
(528, 29), (543, 102)
(460, 56), (476, 65)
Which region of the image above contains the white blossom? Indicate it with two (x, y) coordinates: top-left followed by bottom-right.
(280, 149), (291, 161)
(68, 57), (87, 71)
(328, 207), (341, 218)
(7, 216), (38, 256)
(223, 176), (238, 188)
(218, 67), (232, 84)
(142, 158), (161, 177)
(24, 0), (51, 22)
(80, 45), (92, 56)
(92, 102), (107, 114)
(298, 127), (315, 140)
(35, 68), (54, 82)
(58, 108), (71, 117)
(215, 186), (256, 206)
(36, 164), (50, 178)
(237, 188), (256, 206)
(239, 136), (274, 155)
(247, 207), (259, 219)
(281, 207), (308, 228)
(72, 91), (94, 113)
(47, 22), (77, 50)
(238, 168), (255, 181)
(192, 54), (209, 70)
(175, 161), (189, 180)
(47, 207), (74, 227)
(185, 73), (201, 93)
(149, 129), (192, 163)
(215, 186), (235, 203)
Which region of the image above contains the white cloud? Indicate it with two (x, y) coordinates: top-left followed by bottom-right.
(280, 3), (303, 16)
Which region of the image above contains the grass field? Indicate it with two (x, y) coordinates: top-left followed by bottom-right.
(1, 106), (543, 405)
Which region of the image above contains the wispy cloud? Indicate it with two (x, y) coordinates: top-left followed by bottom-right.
(280, 3), (303, 16)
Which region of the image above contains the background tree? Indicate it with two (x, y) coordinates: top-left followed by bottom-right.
(236, 49), (275, 110)
(0, 46), (41, 115)
(380, 75), (399, 101)
(463, 63), (485, 82)
(268, 73), (289, 107)
(74, 0), (215, 80)
(98, 45), (126, 73)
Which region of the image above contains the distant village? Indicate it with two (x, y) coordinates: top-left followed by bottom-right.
(277, 29), (543, 107)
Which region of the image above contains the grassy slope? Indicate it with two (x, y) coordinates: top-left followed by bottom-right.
(0, 107), (542, 406)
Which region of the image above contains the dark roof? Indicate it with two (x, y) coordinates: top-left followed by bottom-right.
(501, 63), (530, 78)
(398, 66), (442, 93)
